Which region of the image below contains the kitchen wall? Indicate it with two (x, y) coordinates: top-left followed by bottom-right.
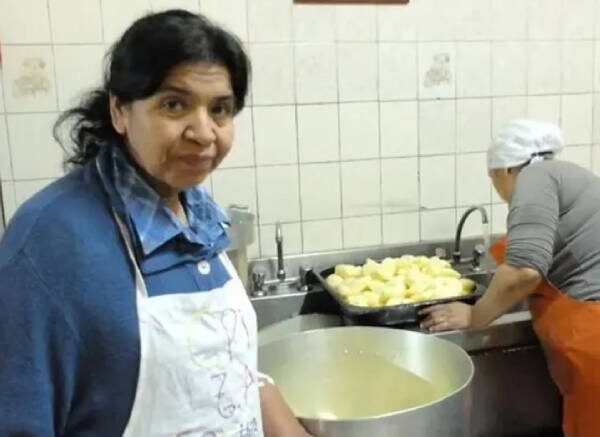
(1, 0), (599, 258)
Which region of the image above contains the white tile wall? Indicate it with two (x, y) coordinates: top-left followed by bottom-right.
(335, 5), (376, 42)
(339, 102), (379, 160)
(492, 42), (527, 96)
(250, 44), (295, 105)
(343, 215), (381, 249)
(380, 101), (418, 157)
(381, 157), (418, 213)
(297, 104), (339, 163)
(295, 44), (337, 104)
(293, 5), (335, 43)
(303, 219), (342, 253)
(420, 155), (456, 209)
(341, 160), (380, 216)
(456, 42), (491, 98)
(419, 100), (455, 155)
(0, 0), (52, 44)
(253, 106), (297, 165)
(49, 0), (103, 44)
(256, 165), (300, 224)
(299, 163), (341, 221)
(337, 43), (378, 102)
(382, 212), (420, 245)
(0, 118), (12, 181)
(54, 45), (105, 110)
(2, 0), (600, 256)
(379, 44), (417, 101)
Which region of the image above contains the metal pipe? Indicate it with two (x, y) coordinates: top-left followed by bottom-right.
(275, 222), (285, 281)
(453, 206), (489, 264)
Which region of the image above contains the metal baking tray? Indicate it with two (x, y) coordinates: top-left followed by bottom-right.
(314, 266), (486, 326)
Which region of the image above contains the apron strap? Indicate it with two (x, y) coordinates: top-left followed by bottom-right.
(112, 210), (150, 299)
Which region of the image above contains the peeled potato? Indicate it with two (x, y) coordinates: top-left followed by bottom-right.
(373, 264), (395, 282)
(330, 254), (476, 308)
(326, 274), (344, 288)
(362, 258), (380, 277)
(460, 278), (477, 293)
(335, 264), (362, 279)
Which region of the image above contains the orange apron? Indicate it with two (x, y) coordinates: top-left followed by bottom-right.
(490, 237), (600, 437)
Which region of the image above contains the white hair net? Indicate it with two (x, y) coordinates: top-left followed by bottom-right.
(487, 120), (564, 170)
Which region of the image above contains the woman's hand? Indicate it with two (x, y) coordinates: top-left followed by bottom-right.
(419, 302), (472, 332)
(260, 383), (314, 437)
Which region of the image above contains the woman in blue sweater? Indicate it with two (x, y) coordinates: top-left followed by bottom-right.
(0, 10), (310, 437)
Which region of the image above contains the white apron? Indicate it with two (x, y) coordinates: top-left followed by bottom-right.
(113, 214), (263, 437)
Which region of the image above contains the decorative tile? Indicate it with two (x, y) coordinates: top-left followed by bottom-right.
(418, 43), (456, 99)
(2, 46), (57, 113)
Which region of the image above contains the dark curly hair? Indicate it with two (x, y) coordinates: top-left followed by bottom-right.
(54, 9), (250, 166)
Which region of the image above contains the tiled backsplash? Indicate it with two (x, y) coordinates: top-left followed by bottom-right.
(1, 0), (600, 257)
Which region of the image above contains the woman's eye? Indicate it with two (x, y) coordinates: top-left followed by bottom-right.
(211, 103), (233, 118)
(162, 99), (185, 112)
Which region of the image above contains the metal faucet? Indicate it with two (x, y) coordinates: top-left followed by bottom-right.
(275, 222), (286, 281)
(453, 206), (489, 264)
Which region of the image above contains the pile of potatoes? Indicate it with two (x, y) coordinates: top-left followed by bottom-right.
(326, 255), (477, 308)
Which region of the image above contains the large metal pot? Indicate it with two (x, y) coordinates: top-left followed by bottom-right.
(258, 326), (474, 437)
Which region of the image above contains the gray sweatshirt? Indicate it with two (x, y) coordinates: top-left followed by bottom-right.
(506, 160), (600, 300)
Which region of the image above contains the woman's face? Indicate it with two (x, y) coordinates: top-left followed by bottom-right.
(489, 168), (516, 203)
(110, 61), (235, 196)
